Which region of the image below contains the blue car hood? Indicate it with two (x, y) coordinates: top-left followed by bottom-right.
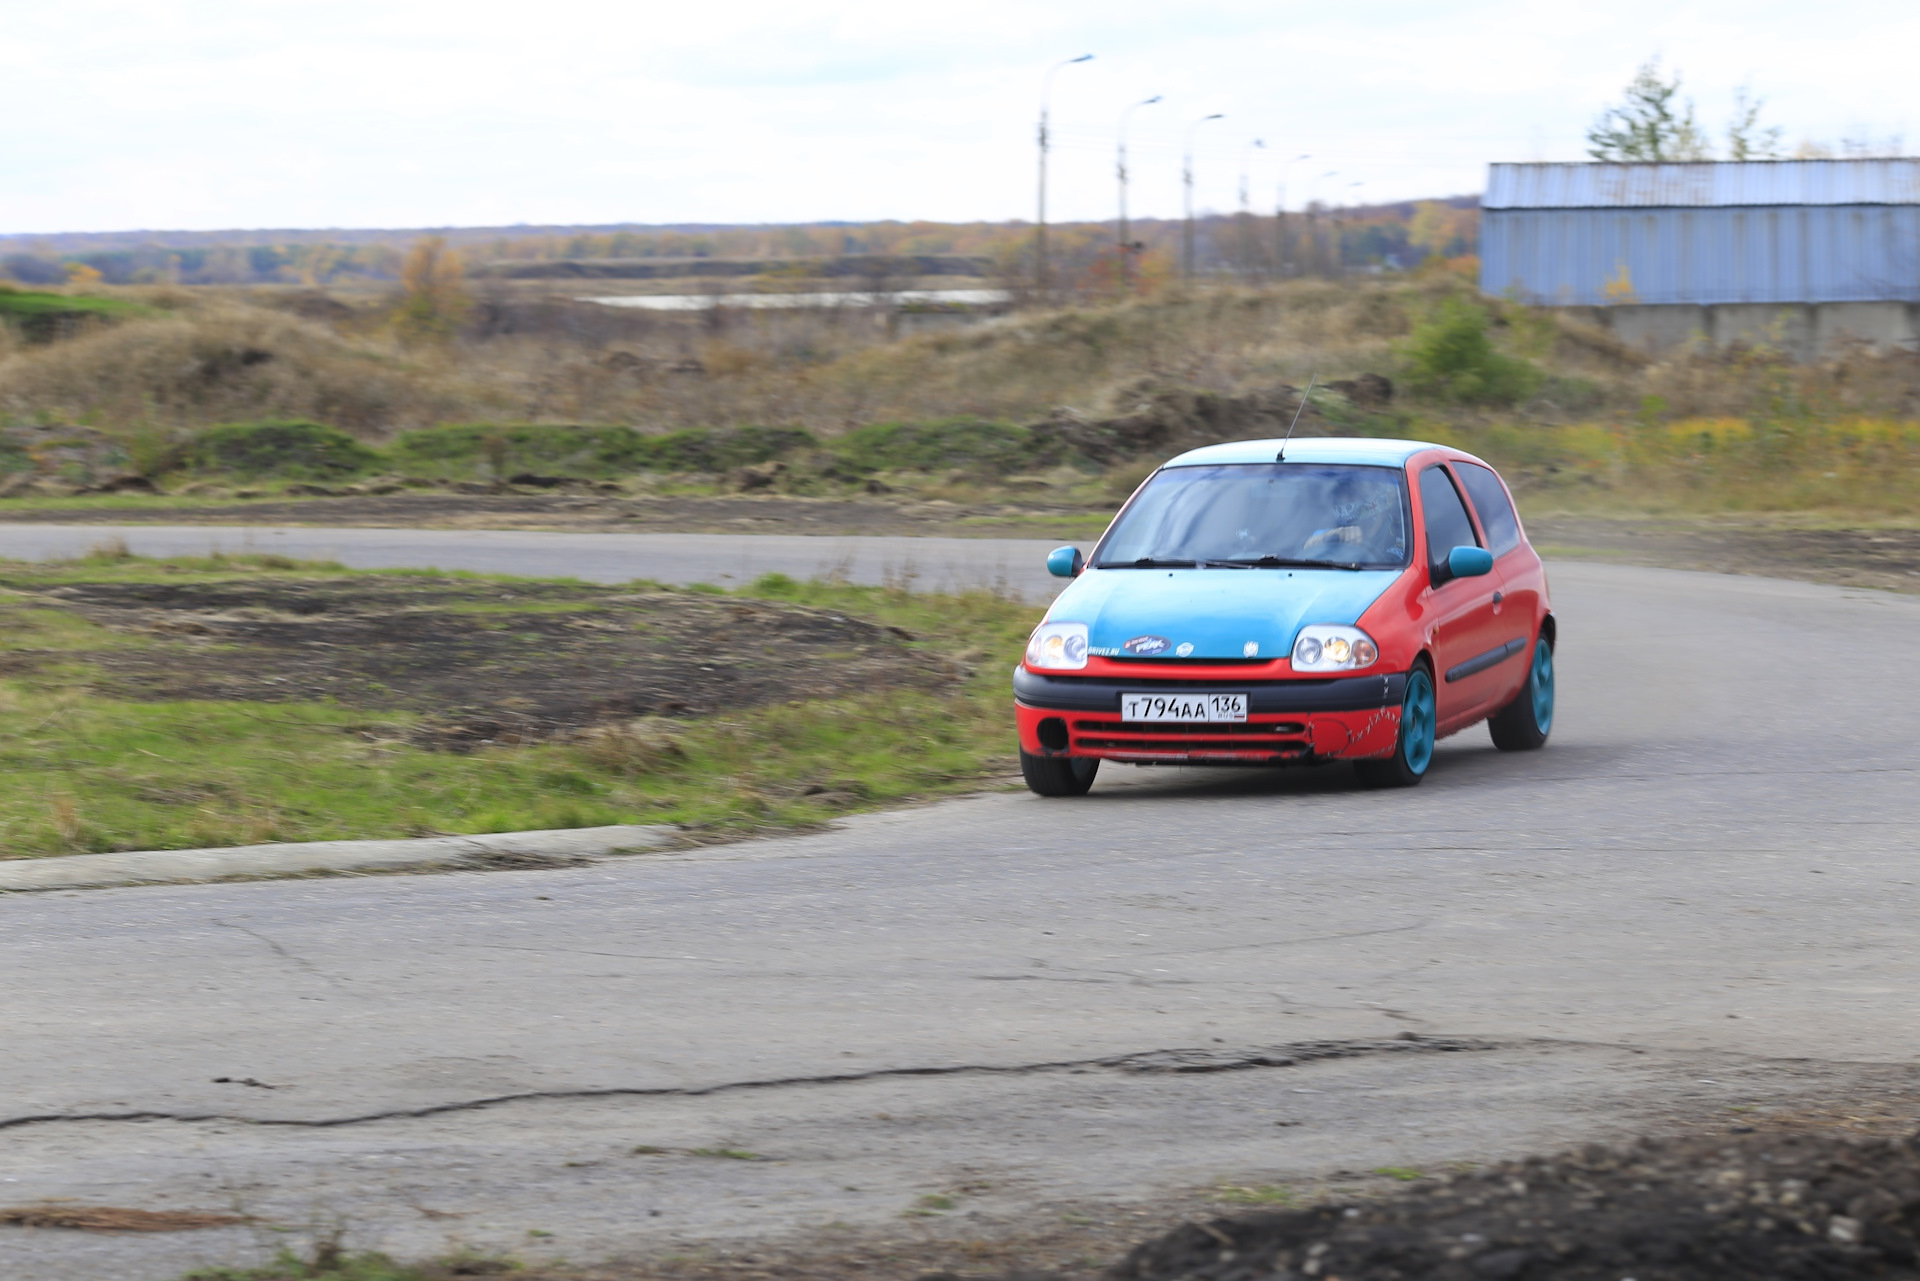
(1049, 567), (1401, 660)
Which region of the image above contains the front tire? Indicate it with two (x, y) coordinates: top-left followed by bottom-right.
(1488, 635), (1554, 752)
(1355, 665), (1436, 789)
(1021, 750), (1099, 797)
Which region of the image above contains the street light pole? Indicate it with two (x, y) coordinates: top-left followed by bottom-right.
(1116, 94), (1160, 292)
(1238, 138), (1264, 279)
(1307, 169), (1337, 276)
(1036, 53), (1093, 304)
(1275, 153), (1310, 277)
(1182, 112), (1224, 283)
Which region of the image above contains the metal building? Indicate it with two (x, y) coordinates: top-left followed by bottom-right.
(1481, 159), (1920, 354)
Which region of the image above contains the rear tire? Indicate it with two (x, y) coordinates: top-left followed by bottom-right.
(1489, 635), (1554, 752)
(1355, 665), (1436, 789)
(1021, 750), (1099, 797)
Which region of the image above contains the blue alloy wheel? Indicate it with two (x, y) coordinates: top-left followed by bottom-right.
(1355, 665), (1437, 788)
(1529, 638), (1554, 734)
(1400, 667), (1436, 775)
(1489, 632), (1555, 752)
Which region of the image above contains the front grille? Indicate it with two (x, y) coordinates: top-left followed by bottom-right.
(1069, 716), (1311, 759)
(1074, 720), (1307, 737)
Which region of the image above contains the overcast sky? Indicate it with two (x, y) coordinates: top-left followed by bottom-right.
(0, 0), (1913, 235)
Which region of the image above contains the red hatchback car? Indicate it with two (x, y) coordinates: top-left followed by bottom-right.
(1014, 437), (1554, 795)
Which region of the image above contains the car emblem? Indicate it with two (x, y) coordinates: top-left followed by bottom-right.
(1122, 634), (1171, 656)
(1243, 641), (1260, 657)
(1175, 642), (1195, 657)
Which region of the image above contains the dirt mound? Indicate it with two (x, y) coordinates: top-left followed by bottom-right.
(1025, 377), (1382, 469)
(0, 300), (447, 431)
(1113, 1130), (1920, 1281)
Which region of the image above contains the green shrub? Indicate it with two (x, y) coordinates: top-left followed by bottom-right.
(0, 287), (150, 344)
(387, 423), (816, 478)
(829, 417), (1032, 474)
(388, 423), (653, 476)
(641, 425), (816, 471)
(186, 421), (382, 480)
(1401, 297), (1543, 407)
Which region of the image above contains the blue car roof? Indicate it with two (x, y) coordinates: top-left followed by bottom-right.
(1162, 437), (1437, 468)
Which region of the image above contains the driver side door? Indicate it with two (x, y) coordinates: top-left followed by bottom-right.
(1417, 464), (1510, 730)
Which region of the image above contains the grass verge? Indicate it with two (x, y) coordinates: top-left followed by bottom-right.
(0, 556), (1037, 858)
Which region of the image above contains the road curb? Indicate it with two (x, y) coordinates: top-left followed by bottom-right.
(0, 824), (678, 892)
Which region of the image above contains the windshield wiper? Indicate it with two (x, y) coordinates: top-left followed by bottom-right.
(1221, 555), (1366, 571)
(1093, 557), (1199, 569)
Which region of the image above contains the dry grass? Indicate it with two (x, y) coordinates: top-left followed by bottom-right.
(3, 280), (1918, 528)
(0, 298), (457, 431)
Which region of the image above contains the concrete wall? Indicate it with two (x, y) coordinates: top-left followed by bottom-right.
(1567, 301), (1920, 360)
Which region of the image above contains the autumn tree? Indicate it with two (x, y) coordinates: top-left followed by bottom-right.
(393, 236), (470, 343)
(1725, 84), (1784, 160)
(1587, 59), (1710, 162)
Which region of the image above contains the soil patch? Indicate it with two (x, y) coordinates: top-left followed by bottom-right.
(10, 575), (944, 745)
(1113, 1128), (1920, 1281)
(0, 1202), (246, 1231)
(1529, 515), (1920, 595)
(0, 491), (1110, 539)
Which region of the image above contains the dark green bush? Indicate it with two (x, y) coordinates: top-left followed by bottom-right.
(641, 425), (817, 471)
(187, 421), (381, 480)
(1401, 297), (1543, 407)
(0, 287), (150, 344)
(387, 423), (816, 477)
(387, 424), (653, 476)
(829, 418), (1032, 474)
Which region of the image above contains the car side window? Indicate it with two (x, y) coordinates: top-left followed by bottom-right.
(1453, 461), (1522, 558)
(1418, 465), (1479, 578)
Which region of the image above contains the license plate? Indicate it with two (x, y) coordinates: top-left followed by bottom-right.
(1121, 692), (1248, 722)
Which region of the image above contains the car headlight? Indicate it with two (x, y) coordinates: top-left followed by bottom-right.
(1026, 620), (1089, 670)
(1292, 624), (1379, 672)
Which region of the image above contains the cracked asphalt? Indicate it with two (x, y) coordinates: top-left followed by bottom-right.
(4, 561), (1920, 1277)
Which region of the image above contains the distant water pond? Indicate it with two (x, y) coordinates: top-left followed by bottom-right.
(581, 289), (1012, 311)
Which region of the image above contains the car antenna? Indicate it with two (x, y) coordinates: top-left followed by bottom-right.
(1276, 372), (1317, 461)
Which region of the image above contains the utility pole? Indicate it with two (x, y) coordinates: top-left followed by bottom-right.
(1116, 95), (1160, 292)
(1182, 112), (1224, 283)
(1035, 54), (1093, 304)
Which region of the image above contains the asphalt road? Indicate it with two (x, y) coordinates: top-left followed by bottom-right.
(5, 559), (1920, 1277)
(0, 524), (1067, 598)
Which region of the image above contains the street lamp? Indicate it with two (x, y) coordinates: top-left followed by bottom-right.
(1035, 53), (1093, 303)
(1307, 169), (1338, 277)
(1276, 152), (1310, 277)
(1182, 112), (1225, 282)
(1238, 138), (1265, 280)
(1238, 138), (1265, 212)
(1116, 94), (1161, 291)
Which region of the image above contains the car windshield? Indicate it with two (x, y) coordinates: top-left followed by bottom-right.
(1094, 463), (1410, 569)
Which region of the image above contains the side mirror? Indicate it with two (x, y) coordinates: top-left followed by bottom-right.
(1448, 545), (1494, 579)
(1046, 546), (1085, 578)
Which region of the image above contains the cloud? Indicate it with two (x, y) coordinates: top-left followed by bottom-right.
(0, 0), (1914, 232)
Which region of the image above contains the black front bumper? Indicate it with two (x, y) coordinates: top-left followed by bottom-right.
(1013, 666), (1406, 713)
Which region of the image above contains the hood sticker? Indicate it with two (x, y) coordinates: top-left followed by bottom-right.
(1243, 641), (1260, 657)
(1175, 642), (1195, 657)
(1122, 634), (1172, 656)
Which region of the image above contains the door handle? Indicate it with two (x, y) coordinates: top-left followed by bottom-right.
(1491, 591), (1504, 605)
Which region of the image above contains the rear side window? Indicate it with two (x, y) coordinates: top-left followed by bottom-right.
(1418, 465), (1479, 575)
(1453, 461), (1522, 557)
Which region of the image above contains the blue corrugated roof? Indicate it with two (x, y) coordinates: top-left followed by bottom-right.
(1485, 160), (1920, 209)
(1164, 438), (1433, 467)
